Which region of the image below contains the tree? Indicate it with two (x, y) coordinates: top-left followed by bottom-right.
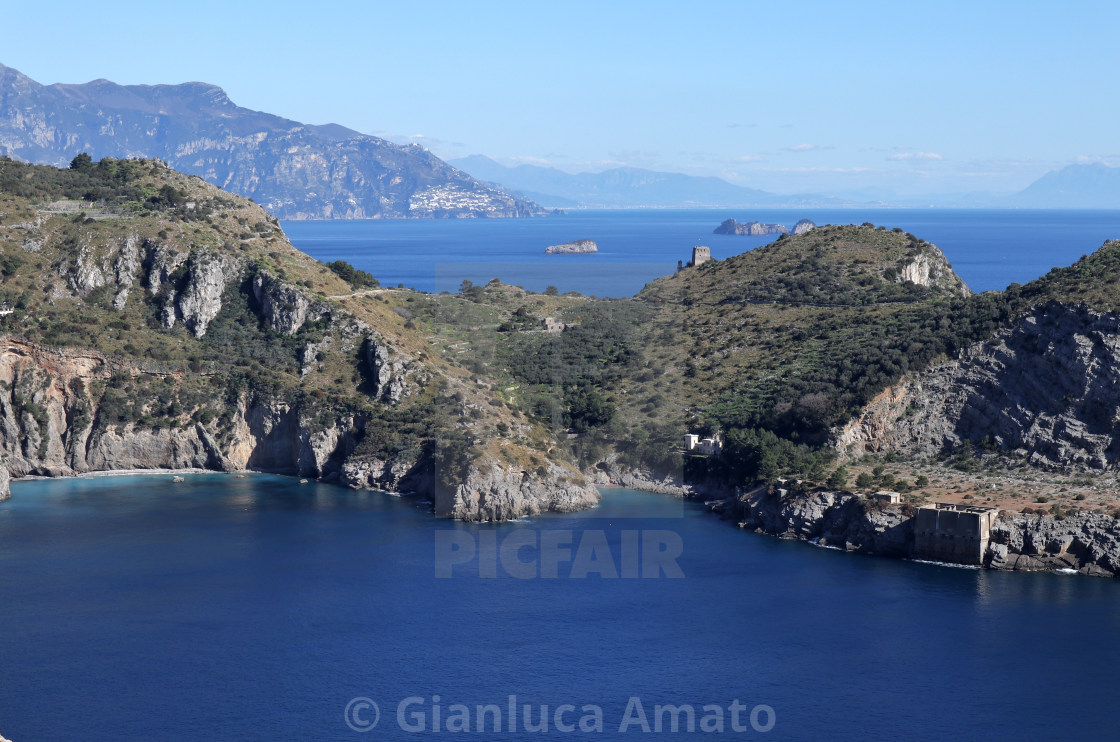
(69, 153), (93, 172)
(825, 466), (848, 491)
(327, 260), (378, 288)
(544, 285), (559, 296)
(855, 472), (874, 490)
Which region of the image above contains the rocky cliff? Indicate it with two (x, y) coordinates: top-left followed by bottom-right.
(0, 63), (547, 220)
(0, 158), (588, 521)
(988, 510), (1120, 576)
(792, 219), (816, 235)
(838, 302), (1120, 471)
(735, 484), (913, 557)
(435, 457), (600, 521)
(732, 484), (1120, 577)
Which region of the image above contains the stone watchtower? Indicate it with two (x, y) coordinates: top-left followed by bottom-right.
(690, 245), (711, 267)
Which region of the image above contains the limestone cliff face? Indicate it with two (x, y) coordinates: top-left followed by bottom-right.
(838, 303), (1120, 470)
(791, 219), (816, 236)
(251, 272), (328, 334)
(177, 253), (242, 337)
(987, 511), (1120, 576)
(891, 245), (971, 297)
(362, 336), (418, 405)
(0, 339), (373, 481)
(0, 464), (10, 501)
(435, 458), (600, 522)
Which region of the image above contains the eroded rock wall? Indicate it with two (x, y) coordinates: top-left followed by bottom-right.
(838, 303), (1120, 471)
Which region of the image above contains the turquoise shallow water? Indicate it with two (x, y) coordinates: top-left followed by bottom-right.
(2, 474), (1119, 739)
(282, 208), (1120, 297)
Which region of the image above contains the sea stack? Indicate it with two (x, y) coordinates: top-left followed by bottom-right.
(545, 239), (598, 254)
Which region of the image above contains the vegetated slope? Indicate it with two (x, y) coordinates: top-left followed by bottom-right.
(454, 225), (999, 489)
(0, 156), (593, 520)
(631, 225), (1011, 482)
(0, 63), (546, 220)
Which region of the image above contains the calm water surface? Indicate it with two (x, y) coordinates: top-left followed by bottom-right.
(282, 209), (1120, 296)
(1, 474), (1118, 740)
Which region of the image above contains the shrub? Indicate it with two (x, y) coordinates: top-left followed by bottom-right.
(327, 260), (379, 288)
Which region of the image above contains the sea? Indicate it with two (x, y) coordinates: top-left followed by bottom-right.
(281, 208), (1120, 297)
(3, 210), (1120, 740)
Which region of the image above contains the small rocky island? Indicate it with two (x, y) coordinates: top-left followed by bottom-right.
(545, 239), (598, 254)
(714, 218), (816, 236)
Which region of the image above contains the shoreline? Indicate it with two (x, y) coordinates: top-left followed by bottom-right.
(7, 464), (1119, 579)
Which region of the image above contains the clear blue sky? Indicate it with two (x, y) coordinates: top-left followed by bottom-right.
(5, 0), (1118, 198)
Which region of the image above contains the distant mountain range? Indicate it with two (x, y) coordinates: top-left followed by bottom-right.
(0, 63), (546, 220)
(449, 155), (852, 208)
(1013, 162), (1120, 209)
(454, 155), (1120, 211)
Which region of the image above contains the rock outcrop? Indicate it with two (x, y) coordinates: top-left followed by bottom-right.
(988, 510), (1120, 576)
(0, 464), (10, 501)
(545, 239), (598, 254)
(838, 302), (1120, 470)
(177, 253), (241, 337)
(252, 272), (329, 334)
(435, 458), (600, 522)
(792, 219), (816, 235)
(735, 484), (913, 557)
(362, 336), (415, 405)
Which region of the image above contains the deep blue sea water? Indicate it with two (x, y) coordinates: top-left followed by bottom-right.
(2, 475), (1120, 740)
(282, 209), (1120, 297)
(5, 211), (1120, 739)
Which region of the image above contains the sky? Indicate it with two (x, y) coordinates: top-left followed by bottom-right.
(4, 0), (1119, 199)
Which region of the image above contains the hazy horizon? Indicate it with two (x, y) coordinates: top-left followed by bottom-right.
(4, 0), (1118, 201)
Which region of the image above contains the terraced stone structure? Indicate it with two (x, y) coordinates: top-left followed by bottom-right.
(914, 503), (999, 565)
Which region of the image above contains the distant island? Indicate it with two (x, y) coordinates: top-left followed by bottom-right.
(715, 218), (816, 236)
(545, 239), (598, 254)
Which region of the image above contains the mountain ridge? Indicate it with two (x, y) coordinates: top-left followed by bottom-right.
(0, 62), (547, 220)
